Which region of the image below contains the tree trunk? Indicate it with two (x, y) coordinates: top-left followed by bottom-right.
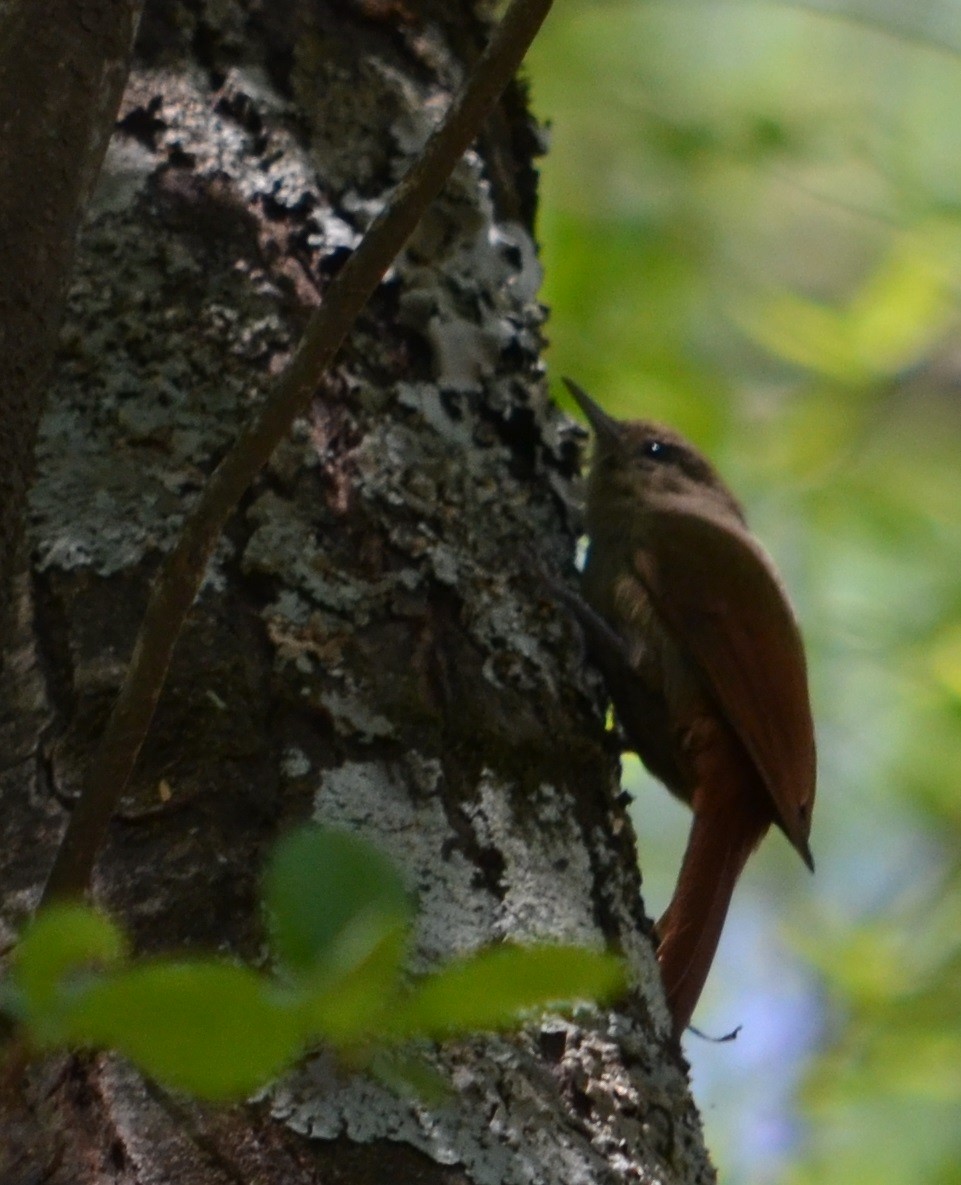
(0, 2), (715, 1182)
(0, 0), (142, 653)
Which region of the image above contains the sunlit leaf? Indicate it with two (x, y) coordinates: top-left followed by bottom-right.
(927, 622), (961, 701)
(12, 905), (126, 1027)
(736, 290), (864, 384)
(737, 224), (961, 390)
(62, 961), (302, 1099)
(846, 223), (959, 375)
(302, 922), (407, 1044)
(263, 826), (412, 980)
(388, 944), (625, 1039)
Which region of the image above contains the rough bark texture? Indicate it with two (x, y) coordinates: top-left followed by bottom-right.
(0, 2), (716, 1182)
(0, 0), (142, 651)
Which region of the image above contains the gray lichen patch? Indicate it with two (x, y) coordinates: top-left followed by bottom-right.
(293, 50), (426, 194)
(396, 383), (475, 448)
(30, 79), (302, 575)
(311, 758), (500, 966)
(395, 150), (545, 400)
(308, 750), (670, 1026)
(29, 51), (373, 580)
(245, 491), (387, 619)
(271, 1011), (711, 1185)
(464, 771), (602, 946)
(348, 408), (587, 705)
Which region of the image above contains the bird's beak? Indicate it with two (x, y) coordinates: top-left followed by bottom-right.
(562, 378), (623, 448)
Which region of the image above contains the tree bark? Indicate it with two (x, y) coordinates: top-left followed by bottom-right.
(0, 0), (142, 651)
(0, 2), (716, 1182)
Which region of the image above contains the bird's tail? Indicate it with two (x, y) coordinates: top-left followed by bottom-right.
(656, 772), (770, 1039)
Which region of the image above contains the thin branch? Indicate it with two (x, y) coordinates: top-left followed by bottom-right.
(41, 0), (553, 905)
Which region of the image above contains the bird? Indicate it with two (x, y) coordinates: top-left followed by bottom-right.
(561, 377), (816, 1038)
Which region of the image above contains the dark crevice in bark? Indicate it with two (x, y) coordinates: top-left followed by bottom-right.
(30, 570), (81, 732)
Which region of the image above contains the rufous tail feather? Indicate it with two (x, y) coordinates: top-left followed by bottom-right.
(656, 774), (770, 1038)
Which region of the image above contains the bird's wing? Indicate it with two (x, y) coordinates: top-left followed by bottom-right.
(633, 505), (816, 864)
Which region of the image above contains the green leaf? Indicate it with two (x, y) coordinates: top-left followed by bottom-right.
(846, 222), (959, 376)
(61, 961), (302, 1100)
(263, 826), (412, 980)
(302, 922), (407, 1044)
(735, 290), (862, 384)
(388, 944), (626, 1039)
(736, 222), (961, 388)
(12, 904), (126, 1022)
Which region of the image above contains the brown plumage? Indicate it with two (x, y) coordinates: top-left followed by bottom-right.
(563, 378), (816, 1038)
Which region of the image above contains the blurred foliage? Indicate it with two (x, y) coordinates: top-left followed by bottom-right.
(1, 827), (623, 1101)
(527, 3), (961, 1183)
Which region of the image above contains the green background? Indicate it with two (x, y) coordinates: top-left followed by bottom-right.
(527, 4), (961, 1182)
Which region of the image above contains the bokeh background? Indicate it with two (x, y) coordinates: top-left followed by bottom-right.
(526, 4), (961, 1182)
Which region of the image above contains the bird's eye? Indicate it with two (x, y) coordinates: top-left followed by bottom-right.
(639, 439), (671, 462)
